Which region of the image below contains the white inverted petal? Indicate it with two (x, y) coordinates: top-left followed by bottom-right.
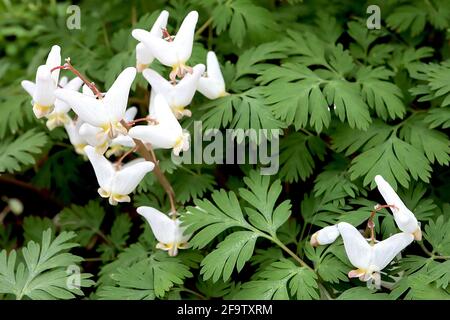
(55, 88), (107, 127)
(59, 76), (69, 87)
(112, 160), (154, 195)
(142, 68), (173, 96)
(206, 51), (224, 82)
(79, 123), (108, 148)
(149, 10), (169, 37)
(316, 225), (340, 245)
(82, 84), (95, 96)
(21, 80), (36, 96)
(128, 125), (177, 149)
(137, 206), (177, 244)
(46, 45), (61, 84)
(132, 29), (176, 67)
(372, 232), (413, 270)
(136, 43), (154, 66)
(64, 76), (84, 91)
(64, 120), (86, 146)
(124, 106), (138, 122)
(175, 63), (205, 106)
(173, 11), (198, 63)
(337, 222), (371, 270)
(84, 145), (115, 190)
(174, 219), (191, 243)
(104, 67), (136, 122)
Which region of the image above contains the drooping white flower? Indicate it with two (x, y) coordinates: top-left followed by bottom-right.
(337, 222), (413, 289)
(137, 206), (191, 256)
(197, 51), (228, 99)
(310, 225), (340, 246)
(128, 94), (190, 156)
(84, 145), (154, 205)
(64, 119), (88, 156)
(132, 11), (198, 78)
(55, 67), (136, 142)
(21, 45), (61, 118)
(135, 10), (169, 72)
(142, 64), (205, 118)
(374, 175), (422, 240)
(46, 76), (83, 130)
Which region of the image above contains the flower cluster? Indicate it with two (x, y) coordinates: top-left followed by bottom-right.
(21, 10), (227, 256)
(310, 175), (422, 289)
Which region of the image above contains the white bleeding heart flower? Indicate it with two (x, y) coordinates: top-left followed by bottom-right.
(132, 11), (198, 79)
(21, 45), (61, 118)
(142, 64), (205, 119)
(135, 10), (169, 72)
(45, 76), (84, 130)
(197, 51), (228, 99)
(55, 67), (136, 142)
(106, 107), (138, 158)
(374, 175), (422, 240)
(337, 222), (413, 289)
(137, 206), (191, 256)
(64, 119), (88, 156)
(84, 145), (154, 205)
(310, 225), (340, 247)
(128, 94), (190, 156)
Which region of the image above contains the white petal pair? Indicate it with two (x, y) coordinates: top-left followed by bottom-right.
(197, 51), (228, 100)
(128, 94), (190, 156)
(375, 175), (422, 240)
(135, 10), (169, 72)
(132, 11), (198, 76)
(84, 145), (154, 205)
(311, 222), (413, 288)
(137, 206), (191, 256)
(21, 45), (61, 119)
(142, 64), (205, 118)
(55, 67), (136, 146)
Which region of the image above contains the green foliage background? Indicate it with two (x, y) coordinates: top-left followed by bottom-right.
(0, 0), (449, 300)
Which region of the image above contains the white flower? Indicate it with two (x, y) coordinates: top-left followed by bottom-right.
(310, 225), (339, 246)
(135, 10), (169, 72)
(142, 64), (205, 118)
(84, 145), (154, 205)
(46, 76), (83, 130)
(374, 175), (422, 240)
(337, 222), (413, 289)
(55, 67), (136, 142)
(137, 206), (191, 256)
(64, 119), (88, 155)
(197, 51), (228, 99)
(132, 11), (198, 79)
(128, 94), (190, 156)
(21, 45), (61, 118)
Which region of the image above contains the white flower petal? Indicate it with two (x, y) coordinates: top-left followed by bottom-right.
(132, 29), (176, 67)
(84, 145), (115, 190)
(197, 51), (226, 99)
(104, 67), (136, 122)
(128, 125), (177, 149)
(64, 76), (84, 91)
(82, 84), (95, 96)
(136, 43), (154, 70)
(174, 219), (191, 243)
(65, 120), (86, 147)
(55, 88), (107, 127)
(79, 123), (109, 149)
(142, 68), (173, 96)
(373, 232), (413, 270)
(374, 175), (419, 234)
(112, 160), (154, 195)
(21, 80), (36, 96)
(312, 225), (340, 245)
(59, 76), (69, 87)
(175, 63), (205, 105)
(124, 106), (138, 122)
(137, 206), (177, 244)
(149, 10), (169, 37)
(45, 45), (61, 84)
(337, 222), (371, 270)
(173, 11), (198, 63)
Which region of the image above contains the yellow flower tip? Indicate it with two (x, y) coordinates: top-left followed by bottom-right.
(112, 194), (131, 204)
(33, 103), (53, 119)
(136, 63), (149, 73)
(74, 143), (87, 155)
(413, 228), (422, 241)
(98, 188), (110, 198)
(220, 91), (230, 97)
(310, 233), (319, 247)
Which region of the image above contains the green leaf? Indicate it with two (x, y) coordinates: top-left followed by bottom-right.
(338, 287), (390, 300)
(278, 133), (326, 183)
(23, 216), (55, 244)
(0, 229), (93, 300)
(239, 170), (291, 234)
(424, 216), (450, 256)
(200, 231), (258, 282)
(0, 129), (48, 173)
(349, 137), (432, 189)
